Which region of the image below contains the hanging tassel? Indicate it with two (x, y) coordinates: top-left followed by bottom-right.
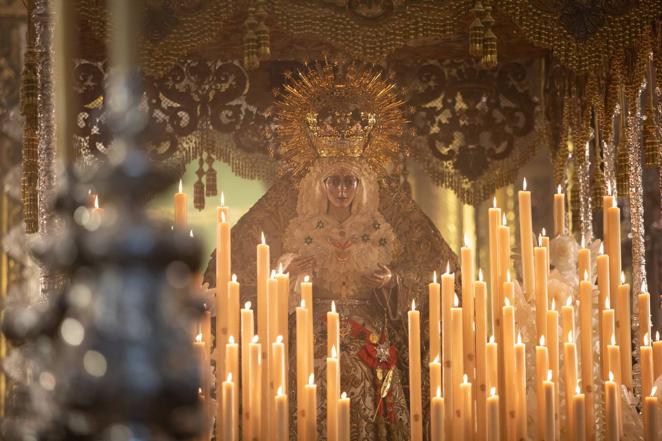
(206, 166), (217, 197)
(255, 0), (270, 60)
(642, 110), (659, 167)
(469, 1), (484, 58)
(194, 156), (206, 210)
(244, 7), (259, 70)
(481, 7), (497, 68)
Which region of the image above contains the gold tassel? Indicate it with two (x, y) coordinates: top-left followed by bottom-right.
(255, 0), (270, 60)
(21, 44), (39, 234)
(616, 134), (629, 195)
(244, 7), (259, 70)
(481, 7), (497, 68)
(642, 112), (660, 167)
(469, 1), (485, 58)
(205, 165), (217, 197)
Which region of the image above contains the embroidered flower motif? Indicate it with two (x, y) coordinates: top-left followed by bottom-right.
(304, 236), (313, 245)
(379, 238), (387, 247)
(372, 221), (381, 230)
(361, 233), (370, 242)
(315, 220), (325, 229)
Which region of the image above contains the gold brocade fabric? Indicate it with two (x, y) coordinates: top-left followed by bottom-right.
(203, 174), (460, 440)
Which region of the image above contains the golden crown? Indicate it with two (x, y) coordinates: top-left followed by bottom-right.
(276, 61), (407, 176)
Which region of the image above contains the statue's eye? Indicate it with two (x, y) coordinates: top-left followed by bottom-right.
(343, 176), (359, 188)
(326, 176), (342, 187)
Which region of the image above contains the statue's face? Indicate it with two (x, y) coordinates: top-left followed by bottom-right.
(323, 169), (359, 209)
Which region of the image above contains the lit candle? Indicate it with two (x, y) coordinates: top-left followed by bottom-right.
(654, 331), (662, 381)
(643, 386), (658, 441)
(338, 392), (351, 441)
(547, 300), (560, 440)
(222, 373), (236, 441)
(327, 345), (339, 441)
(641, 334), (654, 405)
(605, 199), (621, 334)
(257, 232), (270, 441)
(602, 187), (614, 256)
(488, 197), (502, 336)
(475, 270), (488, 441)
(429, 271), (441, 363)
(174, 179), (187, 229)
(486, 336), (498, 392)
(267, 272), (279, 430)
(502, 294), (516, 441)
(275, 386), (288, 441)
(218, 191), (230, 221)
(248, 335), (262, 441)
(543, 371), (555, 441)
(578, 271), (594, 441)
(461, 374), (474, 441)
(409, 300), (423, 441)
(572, 385), (586, 441)
(272, 335), (285, 405)
(534, 237), (548, 339)
(605, 372), (618, 441)
(563, 331), (578, 439)
(601, 298), (615, 380)
(216, 209), (231, 438)
(638, 282), (651, 349)
(301, 275), (314, 367)
(441, 262), (455, 439)
(553, 184), (565, 236)
(561, 296), (575, 348)
(515, 333), (527, 441)
(92, 194), (104, 218)
(228, 274), (240, 361)
(297, 299), (310, 439)
(536, 335), (549, 441)
(597, 244), (610, 378)
(275, 268), (289, 380)
(487, 387), (500, 441)
(616, 273), (632, 389)
(304, 374), (317, 441)
(431, 387), (444, 441)
(226, 335), (239, 439)
(498, 215), (511, 305)
(451, 294), (465, 441)
(240, 302), (254, 438)
(519, 177), (535, 299)
(461, 237), (476, 397)
(328, 300), (340, 358)
(429, 356), (442, 404)
(540, 228), (550, 274)
(577, 235), (591, 285)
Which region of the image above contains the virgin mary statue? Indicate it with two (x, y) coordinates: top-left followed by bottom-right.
(204, 62), (459, 441)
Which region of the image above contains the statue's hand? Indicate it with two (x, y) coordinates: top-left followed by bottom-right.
(285, 255), (315, 278)
(362, 263), (395, 289)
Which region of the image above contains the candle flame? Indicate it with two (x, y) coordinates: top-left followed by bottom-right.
(607, 181), (612, 196)
(300, 299), (306, 308)
(270, 269), (277, 279)
(641, 280), (648, 293)
(547, 370), (553, 381)
(308, 373), (315, 385)
(557, 184), (562, 194)
(229, 335), (235, 344)
(261, 231), (265, 245)
(227, 372), (232, 382)
(252, 335), (259, 343)
(245, 301), (251, 310)
(493, 196), (497, 208)
(523, 177), (527, 191)
(583, 270), (588, 282)
(463, 373), (469, 384)
(331, 345), (337, 358)
(304, 275), (310, 283)
(195, 333), (202, 342)
(331, 301), (336, 313)
(567, 331), (573, 343)
(581, 235), (585, 248)
(605, 297), (610, 309)
(277, 385), (284, 395)
(502, 213), (507, 226)
(276, 335), (283, 344)
(453, 293), (459, 308)
(656, 331), (660, 341)
(445, 261), (450, 274)
(504, 297), (511, 307)
(463, 234), (470, 248)
(489, 335), (495, 343)
(220, 192), (225, 207)
(575, 384), (581, 395)
(620, 271), (625, 285)
(198, 387), (202, 394)
(232, 274), (237, 283)
(478, 268), (484, 282)
(178, 179), (183, 193)
(651, 386), (658, 397)
(278, 262), (284, 275)
(433, 271), (437, 284)
(221, 210), (226, 223)
(94, 195), (99, 209)
(436, 386), (442, 398)
(565, 296), (572, 307)
(411, 299), (417, 311)
(341, 391), (347, 399)
(599, 243), (604, 255)
(643, 333), (649, 346)
(490, 387), (496, 397)
(551, 299), (556, 311)
(612, 197), (617, 208)
(189, 229), (194, 238)
(542, 227), (547, 236)
(538, 233), (543, 247)
(517, 333), (522, 345)
(433, 355), (440, 363)
(608, 371), (614, 382)
(611, 333), (616, 346)
(539, 335), (545, 346)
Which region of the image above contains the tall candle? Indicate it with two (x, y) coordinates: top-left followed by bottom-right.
(543, 371), (555, 441)
(461, 374), (474, 441)
(597, 246), (610, 378)
(561, 296), (575, 348)
(240, 302), (254, 440)
(451, 294), (465, 441)
(535, 241), (548, 339)
(519, 178), (535, 299)
(461, 239), (476, 397)
(487, 388), (500, 441)
(475, 271), (488, 441)
(578, 273), (594, 441)
(431, 387), (445, 441)
(488, 198), (501, 334)
(272, 335), (285, 404)
(553, 185), (565, 236)
(216, 210), (232, 441)
(327, 345), (339, 441)
(275, 386), (288, 441)
(515, 333), (527, 441)
(572, 385), (586, 441)
(267, 272), (279, 427)
(502, 295), (516, 441)
(228, 275), (240, 357)
(226, 335), (239, 441)
(441, 263), (455, 439)
(409, 300), (423, 441)
(601, 299), (616, 381)
(248, 336), (262, 441)
(654, 331), (662, 381)
(563, 331), (578, 439)
(304, 374), (317, 441)
(301, 275), (314, 367)
(641, 334), (654, 405)
(638, 284), (651, 347)
(547, 301), (560, 440)
(497, 216), (510, 441)
(297, 300), (310, 440)
(616, 274), (632, 389)
(222, 373), (236, 441)
(577, 236), (591, 284)
(540, 228), (550, 275)
(643, 386), (658, 441)
(486, 336), (498, 392)
(605, 199), (621, 328)
(257, 233), (270, 441)
(429, 271), (441, 363)
(605, 372), (618, 441)
(275, 269), (289, 390)
(328, 301), (340, 358)
(536, 336), (549, 441)
(430, 356), (442, 404)
(602, 190), (614, 254)
(174, 179), (187, 229)
(338, 392), (351, 441)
